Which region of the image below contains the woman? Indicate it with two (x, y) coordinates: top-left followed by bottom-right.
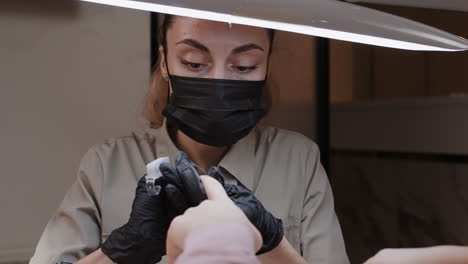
(30, 15), (348, 264)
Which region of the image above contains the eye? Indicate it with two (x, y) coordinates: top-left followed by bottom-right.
(180, 60), (207, 71)
(235, 65), (258, 73)
(189, 63), (201, 69)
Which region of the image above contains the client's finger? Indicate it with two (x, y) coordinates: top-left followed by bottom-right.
(200, 176), (230, 201)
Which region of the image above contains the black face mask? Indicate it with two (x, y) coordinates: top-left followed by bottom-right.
(162, 75), (267, 147)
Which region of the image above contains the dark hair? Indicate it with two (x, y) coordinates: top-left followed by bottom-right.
(160, 15), (275, 54)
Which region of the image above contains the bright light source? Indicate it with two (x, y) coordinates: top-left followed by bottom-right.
(79, 0), (468, 51)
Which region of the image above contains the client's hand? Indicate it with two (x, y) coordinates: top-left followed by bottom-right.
(166, 176), (263, 264)
(364, 247), (468, 264)
(208, 166), (284, 254)
(160, 151), (284, 255)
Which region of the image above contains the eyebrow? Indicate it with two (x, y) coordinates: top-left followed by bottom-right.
(176, 38), (265, 55)
(176, 39), (210, 53)
(232, 43), (265, 54)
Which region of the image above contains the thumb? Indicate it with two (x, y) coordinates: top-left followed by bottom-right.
(200, 176), (230, 201)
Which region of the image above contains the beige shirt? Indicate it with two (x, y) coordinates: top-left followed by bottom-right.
(30, 121), (349, 264)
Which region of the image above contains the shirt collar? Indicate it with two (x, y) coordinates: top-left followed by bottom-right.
(147, 119), (259, 192)
(218, 128), (258, 191)
(147, 119), (179, 166)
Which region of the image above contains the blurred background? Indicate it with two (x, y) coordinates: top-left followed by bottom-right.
(0, 1), (467, 263)
(328, 4), (468, 264)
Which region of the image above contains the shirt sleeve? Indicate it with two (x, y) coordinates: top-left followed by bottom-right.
(300, 144), (350, 264)
(29, 147), (103, 264)
(175, 222), (261, 264)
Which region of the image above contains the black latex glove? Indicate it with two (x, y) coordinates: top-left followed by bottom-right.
(160, 151), (284, 253)
(208, 166), (284, 255)
(159, 151), (207, 220)
(101, 175), (169, 264)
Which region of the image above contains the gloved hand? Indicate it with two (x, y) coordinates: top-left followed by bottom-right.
(101, 175), (169, 264)
(208, 166), (284, 255)
(160, 151), (283, 255)
(159, 151), (207, 220)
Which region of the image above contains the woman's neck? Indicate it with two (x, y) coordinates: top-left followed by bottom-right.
(172, 129), (228, 172)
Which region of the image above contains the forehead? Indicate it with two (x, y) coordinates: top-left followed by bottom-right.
(167, 17), (270, 47)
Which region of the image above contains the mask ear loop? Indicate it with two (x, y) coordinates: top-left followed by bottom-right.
(264, 51), (271, 82)
(162, 47), (179, 131)
(163, 47), (171, 104)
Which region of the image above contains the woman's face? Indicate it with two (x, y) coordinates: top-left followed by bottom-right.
(162, 17), (271, 81)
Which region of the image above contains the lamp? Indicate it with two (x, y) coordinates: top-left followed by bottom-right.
(79, 0), (468, 51)
(345, 0), (468, 12)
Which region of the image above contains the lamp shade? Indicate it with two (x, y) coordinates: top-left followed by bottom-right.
(346, 0), (468, 12)
(80, 0), (468, 51)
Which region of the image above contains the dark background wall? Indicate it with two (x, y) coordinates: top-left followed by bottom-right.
(329, 4), (468, 264)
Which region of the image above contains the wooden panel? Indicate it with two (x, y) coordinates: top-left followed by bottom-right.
(372, 47), (427, 99)
(263, 31), (317, 139)
(352, 44), (374, 101)
(331, 40), (354, 103)
(330, 155), (399, 264)
(424, 9), (468, 96)
(331, 97), (468, 154)
(343, 4), (468, 101)
(426, 51), (468, 96)
(332, 154), (468, 264)
(360, 4), (468, 37)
